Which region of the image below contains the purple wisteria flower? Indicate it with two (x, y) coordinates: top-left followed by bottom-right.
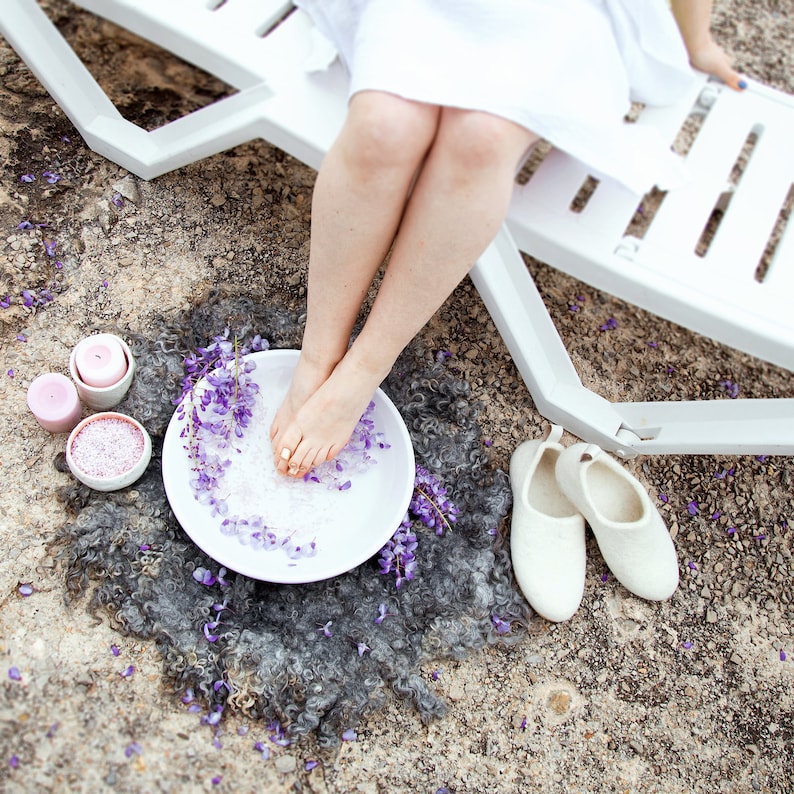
(378, 466), (459, 588)
(356, 642), (370, 657)
(378, 520), (417, 589)
(268, 721), (291, 747)
(20, 173), (35, 183)
(599, 317), (617, 331)
(20, 288), (54, 308)
(719, 379), (739, 399)
(491, 615), (511, 634)
(409, 466), (459, 535)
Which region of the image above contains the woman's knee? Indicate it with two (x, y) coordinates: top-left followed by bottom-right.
(436, 108), (537, 173)
(340, 91), (440, 171)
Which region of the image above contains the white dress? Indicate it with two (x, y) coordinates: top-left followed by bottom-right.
(294, 0), (697, 194)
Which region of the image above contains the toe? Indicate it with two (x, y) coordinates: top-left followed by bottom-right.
(274, 428), (304, 476)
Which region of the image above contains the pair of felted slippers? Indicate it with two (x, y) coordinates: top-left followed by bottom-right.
(509, 425), (679, 622)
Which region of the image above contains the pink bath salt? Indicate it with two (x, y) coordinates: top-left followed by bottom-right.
(70, 418), (145, 478)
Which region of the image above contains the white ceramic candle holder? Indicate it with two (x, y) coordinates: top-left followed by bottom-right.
(66, 412), (152, 492)
(69, 334), (136, 410)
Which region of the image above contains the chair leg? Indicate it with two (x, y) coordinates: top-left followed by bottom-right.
(0, 0), (278, 179)
(471, 226), (794, 457)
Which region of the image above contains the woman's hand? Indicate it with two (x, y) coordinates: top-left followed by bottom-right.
(670, 0), (746, 91)
(686, 34), (747, 91)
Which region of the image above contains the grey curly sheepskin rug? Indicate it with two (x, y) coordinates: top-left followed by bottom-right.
(55, 292), (528, 745)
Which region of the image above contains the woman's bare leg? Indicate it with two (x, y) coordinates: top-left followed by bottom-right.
(270, 92), (440, 464)
(276, 107), (538, 475)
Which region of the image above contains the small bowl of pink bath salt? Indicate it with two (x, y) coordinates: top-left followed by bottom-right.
(66, 412), (152, 491)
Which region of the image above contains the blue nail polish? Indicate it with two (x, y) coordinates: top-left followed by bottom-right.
(738, 79), (748, 90)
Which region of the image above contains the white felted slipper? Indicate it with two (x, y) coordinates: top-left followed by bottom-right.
(509, 425), (586, 622)
(555, 443), (679, 601)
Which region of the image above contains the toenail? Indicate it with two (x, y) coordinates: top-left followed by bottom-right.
(280, 447), (291, 461)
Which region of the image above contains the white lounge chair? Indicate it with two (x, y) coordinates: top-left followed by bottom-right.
(3, 0), (792, 456)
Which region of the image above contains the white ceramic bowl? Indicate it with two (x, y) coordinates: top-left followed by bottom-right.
(69, 334), (136, 410)
(66, 412), (152, 492)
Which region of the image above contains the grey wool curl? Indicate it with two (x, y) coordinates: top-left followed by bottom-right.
(54, 291), (530, 746)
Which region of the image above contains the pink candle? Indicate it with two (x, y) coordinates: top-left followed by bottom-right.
(26, 373), (82, 433)
(73, 334), (128, 387)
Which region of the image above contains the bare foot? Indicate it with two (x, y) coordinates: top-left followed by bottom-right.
(272, 354), (387, 477)
(270, 352), (336, 469)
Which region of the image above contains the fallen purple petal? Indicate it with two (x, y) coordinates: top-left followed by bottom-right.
(491, 614), (511, 634)
(781, 650), (787, 662)
(341, 728), (357, 742)
(599, 317), (618, 331)
(305, 760), (319, 771)
(682, 641), (693, 650)
(125, 742), (142, 758)
(8, 667), (22, 681)
(9, 755), (19, 769)
(119, 665), (135, 678)
(20, 173), (35, 183)
(18, 584), (33, 596)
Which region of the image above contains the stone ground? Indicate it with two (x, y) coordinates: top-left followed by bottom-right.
(0, 1), (792, 792)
